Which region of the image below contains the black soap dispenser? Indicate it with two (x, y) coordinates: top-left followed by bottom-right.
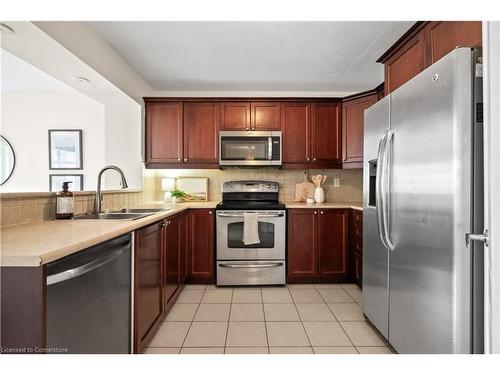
(56, 181), (74, 219)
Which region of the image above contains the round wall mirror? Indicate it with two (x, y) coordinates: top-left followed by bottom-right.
(0, 135), (16, 185)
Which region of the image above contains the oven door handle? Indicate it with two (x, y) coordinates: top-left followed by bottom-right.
(217, 213), (284, 218)
(218, 262), (284, 269)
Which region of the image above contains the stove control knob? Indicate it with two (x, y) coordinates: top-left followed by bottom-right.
(267, 184), (271, 189)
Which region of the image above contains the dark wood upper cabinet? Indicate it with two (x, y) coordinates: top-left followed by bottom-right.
(251, 102), (281, 131)
(164, 215), (180, 305)
(384, 31), (426, 94)
(183, 102), (220, 164)
(379, 21), (482, 94)
(318, 209), (349, 279)
(426, 21), (482, 64)
(287, 209), (318, 281)
(342, 93), (378, 168)
(187, 209), (215, 283)
(220, 102), (251, 131)
(311, 103), (342, 164)
(145, 102), (183, 163)
(134, 221), (164, 353)
(281, 102), (311, 163)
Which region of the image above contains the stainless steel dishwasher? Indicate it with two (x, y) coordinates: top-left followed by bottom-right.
(46, 233), (132, 353)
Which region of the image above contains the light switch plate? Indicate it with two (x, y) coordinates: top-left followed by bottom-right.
(333, 177), (340, 187)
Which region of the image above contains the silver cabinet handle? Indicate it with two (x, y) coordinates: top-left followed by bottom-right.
(219, 262), (284, 269)
(246, 127), (249, 131)
(313, 158), (317, 162)
(466, 229), (489, 247)
(47, 245), (128, 286)
(178, 158), (182, 161)
(314, 211), (317, 214)
(184, 158), (188, 162)
(209, 211), (213, 215)
(307, 158), (310, 161)
(320, 211), (324, 214)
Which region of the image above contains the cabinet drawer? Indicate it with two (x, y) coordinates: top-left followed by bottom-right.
(217, 261), (286, 286)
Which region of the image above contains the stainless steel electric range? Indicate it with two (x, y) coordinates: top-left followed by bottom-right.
(215, 180), (286, 286)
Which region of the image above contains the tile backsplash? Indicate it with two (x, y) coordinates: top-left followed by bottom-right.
(155, 168), (363, 204)
(0, 168), (362, 228)
(0, 170), (157, 228)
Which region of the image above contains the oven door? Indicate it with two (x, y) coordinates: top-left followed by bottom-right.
(216, 210), (286, 260)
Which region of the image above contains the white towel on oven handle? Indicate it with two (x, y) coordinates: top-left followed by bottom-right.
(243, 212), (260, 245)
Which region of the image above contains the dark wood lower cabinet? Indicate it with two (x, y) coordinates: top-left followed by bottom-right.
(186, 209), (215, 283)
(133, 209), (214, 352)
(318, 209), (349, 281)
(134, 220), (164, 353)
(164, 214), (181, 305)
(350, 209), (363, 288)
(287, 208), (350, 283)
(287, 209), (318, 282)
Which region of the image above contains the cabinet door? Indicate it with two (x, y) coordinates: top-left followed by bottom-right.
(179, 212), (188, 284)
(134, 221), (164, 353)
(183, 102), (219, 163)
(287, 209), (318, 281)
(425, 21), (482, 64)
(352, 252), (362, 288)
(220, 102), (251, 131)
(311, 103), (342, 164)
(251, 102), (281, 130)
(281, 103), (311, 164)
(342, 94), (377, 166)
(318, 209), (349, 280)
(384, 31), (426, 94)
(164, 215), (180, 305)
(187, 209), (214, 283)
(145, 102), (183, 163)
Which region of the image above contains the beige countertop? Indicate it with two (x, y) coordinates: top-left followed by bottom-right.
(0, 201), (217, 267)
(1, 200), (362, 267)
(284, 202), (363, 211)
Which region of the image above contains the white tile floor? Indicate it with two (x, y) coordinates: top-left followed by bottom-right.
(145, 283), (395, 354)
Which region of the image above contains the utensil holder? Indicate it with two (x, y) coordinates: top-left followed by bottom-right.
(314, 187), (325, 203)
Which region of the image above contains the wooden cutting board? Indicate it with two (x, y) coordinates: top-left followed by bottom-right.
(294, 170), (316, 202)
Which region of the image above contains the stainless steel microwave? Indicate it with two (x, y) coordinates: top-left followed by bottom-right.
(219, 131), (282, 167)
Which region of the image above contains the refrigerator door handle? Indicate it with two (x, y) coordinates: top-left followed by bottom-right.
(382, 130), (395, 251)
(376, 131), (389, 248)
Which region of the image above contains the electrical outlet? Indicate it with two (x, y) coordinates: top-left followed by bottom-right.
(333, 177), (340, 187)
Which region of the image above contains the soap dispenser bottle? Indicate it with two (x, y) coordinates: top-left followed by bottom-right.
(56, 181), (74, 219)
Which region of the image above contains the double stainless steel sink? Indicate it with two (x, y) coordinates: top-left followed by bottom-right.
(74, 208), (169, 221)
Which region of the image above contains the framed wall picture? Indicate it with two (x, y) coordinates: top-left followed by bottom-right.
(49, 174), (83, 192)
(48, 129), (83, 169)
(176, 177), (208, 201)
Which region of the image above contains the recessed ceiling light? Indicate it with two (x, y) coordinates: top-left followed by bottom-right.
(74, 76), (90, 84)
(0, 23), (15, 35)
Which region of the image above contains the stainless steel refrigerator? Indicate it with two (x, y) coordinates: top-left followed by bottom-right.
(363, 47), (484, 354)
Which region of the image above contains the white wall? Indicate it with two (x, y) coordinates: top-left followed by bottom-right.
(483, 21), (500, 354)
(0, 90), (105, 192)
(104, 103), (143, 190)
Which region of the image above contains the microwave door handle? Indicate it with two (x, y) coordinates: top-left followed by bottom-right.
(376, 131), (389, 248)
(268, 137), (273, 160)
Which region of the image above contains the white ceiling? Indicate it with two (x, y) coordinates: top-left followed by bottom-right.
(1, 48), (72, 92)
(89, 21), (413, 94)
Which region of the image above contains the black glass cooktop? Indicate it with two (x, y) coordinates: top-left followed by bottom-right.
(216, 200), (286, 211)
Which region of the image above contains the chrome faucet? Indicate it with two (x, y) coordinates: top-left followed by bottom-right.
(94, 165), (128, 213)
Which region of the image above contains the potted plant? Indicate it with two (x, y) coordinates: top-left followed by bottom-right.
(169, 189), (186, 204)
